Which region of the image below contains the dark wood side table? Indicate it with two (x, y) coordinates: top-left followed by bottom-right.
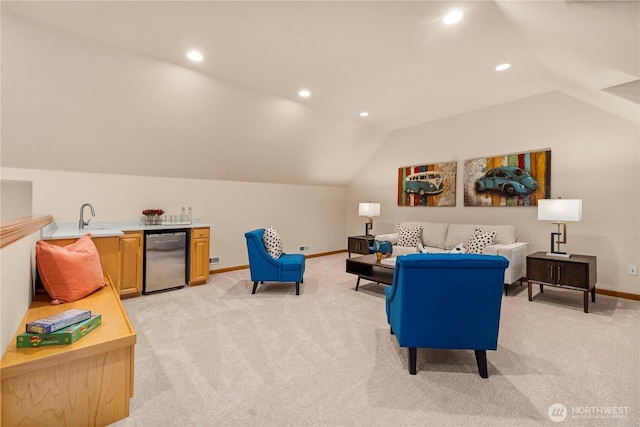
(526, 251), (597, 313)
(348, 235), (374, 258)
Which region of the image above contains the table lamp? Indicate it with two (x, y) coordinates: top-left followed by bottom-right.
(359, 202), (380, 236)
(537, 198), (582, 257)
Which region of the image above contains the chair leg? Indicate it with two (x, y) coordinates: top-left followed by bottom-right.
(295, 282), (300, 296)
(355, 276), (361, 291)
(475, 350), (488, 378)
(252, 281), (258, 294)
(408, 348), (417, 375)
(390, 326), (394, 335)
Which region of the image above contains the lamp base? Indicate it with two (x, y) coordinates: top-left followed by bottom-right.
(546, 252), (572, 258)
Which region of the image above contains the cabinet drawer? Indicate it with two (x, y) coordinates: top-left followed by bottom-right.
(192, 228), (210, 239)
(527, 258), (554, 284)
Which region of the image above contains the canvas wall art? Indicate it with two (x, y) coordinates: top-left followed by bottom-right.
(463, 150), (551, 206)
(397, 162), (456, 206)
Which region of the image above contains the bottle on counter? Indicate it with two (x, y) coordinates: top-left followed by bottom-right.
(187, 207), (192, 223)
(180, 207), (186, 223)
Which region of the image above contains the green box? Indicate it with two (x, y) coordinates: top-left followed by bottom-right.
(17, 314), (102, 348)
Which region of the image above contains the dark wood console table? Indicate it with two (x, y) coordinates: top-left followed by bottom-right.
(526, 251), (597, 313)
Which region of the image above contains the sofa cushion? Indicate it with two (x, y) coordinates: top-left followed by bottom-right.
(396, 224), (423, 247)
(397, 222), (448, 249)
(445, 224), (516, 249)
(466, 229), (498, 254)
(262, 226), (283, 259)
(396, 245), (447, 255)
(280, 253), (305, 271)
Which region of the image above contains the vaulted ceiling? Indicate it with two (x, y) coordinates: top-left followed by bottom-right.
(2, 1), (638, 185)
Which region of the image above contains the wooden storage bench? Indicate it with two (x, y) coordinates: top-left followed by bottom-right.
(1, 278), (136, 426)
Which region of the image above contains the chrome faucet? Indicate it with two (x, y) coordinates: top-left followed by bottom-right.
(79, 203), (95, 229)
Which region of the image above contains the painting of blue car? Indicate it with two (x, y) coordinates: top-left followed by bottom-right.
(474, 166), (538, 197)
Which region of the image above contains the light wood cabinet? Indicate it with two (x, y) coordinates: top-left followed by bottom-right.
(189, 227), (210, 285)
(44, 236), (119, 292)
(46, 235), (140, 298)
(118, 231), (143, 298)
(45, 226), (211, 296)
(1, 279), (136, 426)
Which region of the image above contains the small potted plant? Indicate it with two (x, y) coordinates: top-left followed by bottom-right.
(142, 209), (165, 225)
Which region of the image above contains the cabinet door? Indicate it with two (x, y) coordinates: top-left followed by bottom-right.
(189, 228), (210, 285)
(117, 232), (143, 297)
(45, 237), (119, 291)
(557, 262), (588, 289)
(528, 258), (554, 285)
(349, 237), (371, 255)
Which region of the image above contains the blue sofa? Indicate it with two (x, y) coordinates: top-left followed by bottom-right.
(244, 229), (306, 295)
(385, 253), (509, 377)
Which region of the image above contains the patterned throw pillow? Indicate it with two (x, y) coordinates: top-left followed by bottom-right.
(397, 224), (423, 247)
(466, 229), (497, 254)
(262, 226), (283, 259)
(449, 242), (466, 254)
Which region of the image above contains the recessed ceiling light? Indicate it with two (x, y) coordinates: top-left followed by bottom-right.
(360, 112), (369, 117)
(495, 63), (511, 71)
(298, 90), (311, 98)
(187, 50), (203, 62)
(443, 10), (463, 25)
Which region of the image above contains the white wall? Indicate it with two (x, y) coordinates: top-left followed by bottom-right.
(347, 91), (639, 295)
(0, 180), (37, 354)
(1, 168), (346, 268)
(1, 180), (32, 220)
(1, 235), (39, 354)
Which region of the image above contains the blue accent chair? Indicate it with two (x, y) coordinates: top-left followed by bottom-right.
(244, 229), (306, 295)
(385, 253), (509, 378)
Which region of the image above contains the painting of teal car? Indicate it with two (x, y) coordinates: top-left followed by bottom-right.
(474, 166), (538, 197)
(405, 171), (444, 196)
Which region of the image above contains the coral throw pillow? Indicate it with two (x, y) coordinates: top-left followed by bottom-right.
(36, 233), (107, 305)
(262, 226), (283, 259)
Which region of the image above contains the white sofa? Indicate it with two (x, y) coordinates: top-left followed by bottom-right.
(375, 222), (528, 291)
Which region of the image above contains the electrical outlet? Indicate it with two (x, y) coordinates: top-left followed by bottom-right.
(299, 246), (309, 251)
(629, 265), (637, 276)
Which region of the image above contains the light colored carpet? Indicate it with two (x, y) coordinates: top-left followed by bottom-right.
(112, 253), (640, 426)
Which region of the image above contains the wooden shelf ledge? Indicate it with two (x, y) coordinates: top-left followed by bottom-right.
(0, 215), (53, 249)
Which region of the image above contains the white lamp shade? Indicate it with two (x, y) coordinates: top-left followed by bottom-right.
(538, 199), (582, 221)
(359, 203), (380, 217)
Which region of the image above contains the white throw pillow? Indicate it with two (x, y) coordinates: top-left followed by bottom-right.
(466, 229), (497, 254)
(262, 226), (283, 259)
(397, 224), (423, 247)
(449, 242), (466, 254)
